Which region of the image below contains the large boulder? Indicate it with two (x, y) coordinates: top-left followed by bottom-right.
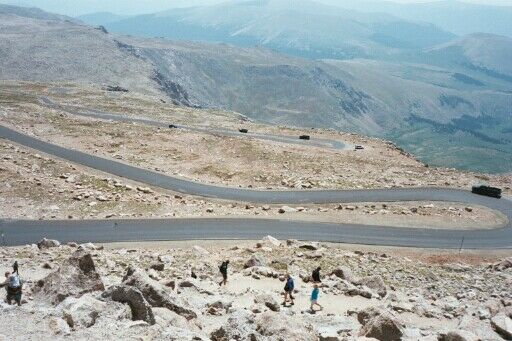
(357, 275), (387, 297)
(122, 267), (197, 320)
(37, 238), (60, 250)
(491, 313), (512, 339)
(254, 293), (281, 312)
(244, 254), (266, 268)
(59, 294), (106, 329)
(210, 310), (257, 341)
(34, 250), (104, 304)
(102, 285), (155, 325)
(331, 266), (353, 282)
(358, 307), (403, 341)
(255, 312), (316, 340)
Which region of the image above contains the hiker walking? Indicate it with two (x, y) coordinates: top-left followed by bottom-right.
(282, 274), (295, 306)
(311, 266), (321, 283)
(219, 260), (229, 286)
(310, 284), (323, 312)
(1, 271), (22, 306)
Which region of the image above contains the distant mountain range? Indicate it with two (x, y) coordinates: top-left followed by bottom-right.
(319, 0), (512, 38)
(86, 0), (456, 60)
(1, 3), (512, 173)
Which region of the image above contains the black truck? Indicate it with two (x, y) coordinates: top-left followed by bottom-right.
(471, 185), (502, 199)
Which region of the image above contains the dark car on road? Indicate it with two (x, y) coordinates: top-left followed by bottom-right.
(471, 185), (502, 199)
(169, 124), (178, 129)
(239, 128), (249, 133)
(299, 135), (310, 140)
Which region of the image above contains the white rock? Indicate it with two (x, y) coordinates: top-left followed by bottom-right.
(261, 235), (282, 247)
(192, 245), (210, 255)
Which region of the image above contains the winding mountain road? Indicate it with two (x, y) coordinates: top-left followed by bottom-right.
(1, 124), (510, 249)
(39, 97), (350, 151)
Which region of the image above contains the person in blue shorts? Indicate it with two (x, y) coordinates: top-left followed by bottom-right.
(310, 284), (323, 312)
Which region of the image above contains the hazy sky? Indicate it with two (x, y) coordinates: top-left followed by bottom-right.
(4, 0), (512, 16)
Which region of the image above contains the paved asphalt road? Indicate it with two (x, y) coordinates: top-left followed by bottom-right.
(1, 125), (510, 248)
(39, 97), (349, 151)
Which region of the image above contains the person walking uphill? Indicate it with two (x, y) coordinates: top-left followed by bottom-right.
(312, 266), (321, 283)
(1, 271), (22, 306)
(282, 274), (295, 306)
(219, 260), (229, 286)
(310, 284), (323, 312)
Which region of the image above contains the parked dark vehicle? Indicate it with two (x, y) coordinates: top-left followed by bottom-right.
(471, 185), (502, 199)
(299, 135), (310, 140)
(169, 124), (178, 129)
(355, 145), (364, 150)
(239, 128), (249, 133)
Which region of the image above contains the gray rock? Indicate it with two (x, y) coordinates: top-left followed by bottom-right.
(491, 313), (512, 339)
(210, 310), (257, 341)
(278, 206), (297, 213)
(102, 285), (155, 325)
(357, 275), (387, 298)
(244, 254), (266, 268)
(48, 317), (71, 335)
(37, 238), (60, 249)
(331, 266), (353, 282)
(358, 307), (403, 341)
(34, 250), (105, 305)
(149, 262), (165, 271)
(122, 267), (197, 320)
(299, 243), (319, 251)
(60, 294), (106, 329)
(439, 330), (480, 341)
(255, 312), (316, 340)
(254, 293), (281, 312)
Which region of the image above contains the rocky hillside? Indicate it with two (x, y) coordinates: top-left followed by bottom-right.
(1, 237), (511, 340)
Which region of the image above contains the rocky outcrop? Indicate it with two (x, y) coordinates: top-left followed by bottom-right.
(122, 267), (197, 320)
(102, 285), (155, 325)
(34, 250), (104, 304)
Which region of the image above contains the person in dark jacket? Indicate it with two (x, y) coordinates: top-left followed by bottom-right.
(311, 267), (321, 283)
(1, 271), (22, 306)
(219, 260), (229, 286)
(282, 274), (295, 306)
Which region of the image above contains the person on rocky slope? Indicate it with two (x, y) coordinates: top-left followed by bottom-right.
(310, 284), (323, 313)
(219, 260), (229, 286)
(282, 274), (295, 306)
(1, 271), (22, 306)
(312, 266), (322, 283)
